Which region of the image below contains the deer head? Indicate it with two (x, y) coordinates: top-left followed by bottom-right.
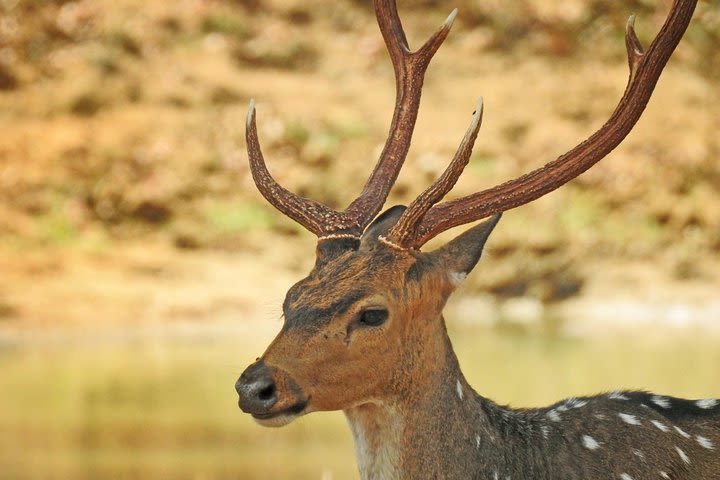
(236, 0), (696, 432)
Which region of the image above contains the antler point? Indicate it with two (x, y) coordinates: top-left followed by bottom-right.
(444, 9), (458, 29)
(246, 99), (257, 125)
(624, 14), (645, 63)
(626, 14), (636, 30)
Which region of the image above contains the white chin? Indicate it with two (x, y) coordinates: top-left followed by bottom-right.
(253, 413), (300, 428)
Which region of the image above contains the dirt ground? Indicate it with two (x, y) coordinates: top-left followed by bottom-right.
(0, 0), (718, 335)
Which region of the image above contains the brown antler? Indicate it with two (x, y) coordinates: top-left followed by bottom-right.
(384, 0), (697, 250)
(246, 0), (457, 240)
(381, 98), (485, 250)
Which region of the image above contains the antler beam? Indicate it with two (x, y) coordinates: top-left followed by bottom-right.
(246, 0), (457, 241)
(404, 0), (697, 249)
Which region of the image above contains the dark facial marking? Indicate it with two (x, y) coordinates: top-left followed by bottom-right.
(283, 289), (368, 332)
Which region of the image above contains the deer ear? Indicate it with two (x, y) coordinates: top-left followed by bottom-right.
(359, 205), (407, 250)
(425, 213), (501, 287)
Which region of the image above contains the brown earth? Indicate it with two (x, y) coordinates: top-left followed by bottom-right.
(0, 0), (718, 333)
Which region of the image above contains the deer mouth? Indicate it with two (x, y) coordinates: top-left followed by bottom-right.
(251, 399), (308, 427)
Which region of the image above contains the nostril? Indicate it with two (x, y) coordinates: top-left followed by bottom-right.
(258, 383), (276, 401)
(237, 361), (281, 412)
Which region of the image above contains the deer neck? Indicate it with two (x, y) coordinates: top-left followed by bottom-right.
(344, 318), (497, 480)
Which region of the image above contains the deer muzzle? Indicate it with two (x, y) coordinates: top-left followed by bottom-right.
(236, 360), (308, 427)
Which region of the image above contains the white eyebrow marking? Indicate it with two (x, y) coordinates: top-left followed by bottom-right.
(546, 410), (561, 422)
(651, 396), (671, 408)
(696, 398), (718, 409)
(651, 420), (670, 432)
(618, 413), (641, 425)
(582, 435), (600, 450)
(675, 446), (690, 464)
(609, 391), (630, 400)
(696, 435), (714, 449)
(456, 380), (464, 400)
(674, 426), (691, 438)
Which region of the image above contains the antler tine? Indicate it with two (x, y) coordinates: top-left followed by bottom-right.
(410, 0), (697, 248)
(246, 3), (456, 241)
(382, 98), (484, 250)
(343, 0), (457, 230)
(246, 100), (359, 238)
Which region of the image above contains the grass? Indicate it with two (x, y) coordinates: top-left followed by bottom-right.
(203, 203), (274, 235)
(0, 0), (718, 324)
(201, 14), (251, 39)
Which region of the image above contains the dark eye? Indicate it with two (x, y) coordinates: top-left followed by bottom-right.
(358, 309), (388, 327)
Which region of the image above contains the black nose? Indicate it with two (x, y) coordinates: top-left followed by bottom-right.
(236, 361), (277, 414)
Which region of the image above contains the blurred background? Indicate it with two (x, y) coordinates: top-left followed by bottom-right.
(0, 0), (718, 478)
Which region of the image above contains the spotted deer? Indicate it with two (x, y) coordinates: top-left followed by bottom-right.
(236, 0), (719, 478)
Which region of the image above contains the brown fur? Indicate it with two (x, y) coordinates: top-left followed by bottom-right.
(237, 212), (720, 479)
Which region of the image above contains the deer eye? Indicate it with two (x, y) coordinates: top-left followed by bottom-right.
(358, 308), (388, 327)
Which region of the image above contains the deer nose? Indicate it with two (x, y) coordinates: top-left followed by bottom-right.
(236, 361), (278, 414)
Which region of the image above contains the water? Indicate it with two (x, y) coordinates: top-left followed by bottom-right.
(1, 324), (718, 480)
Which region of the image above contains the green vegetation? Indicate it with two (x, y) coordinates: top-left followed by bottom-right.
(204, 202), (274, 234)
(0, 0), (717, 303)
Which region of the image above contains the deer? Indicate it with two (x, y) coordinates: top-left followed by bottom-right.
(236, 0), (719, 478)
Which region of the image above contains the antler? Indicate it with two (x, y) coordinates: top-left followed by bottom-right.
(380, 98), (485, 250)
(246, 0), (457, 241)
(384, 0), (697, 250)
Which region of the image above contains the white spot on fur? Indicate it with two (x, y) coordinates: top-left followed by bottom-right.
(546, 410), (561, 422)
(620, 474), (634, 480)
(696, 398), (718, 409)
(675, 446), (690, 464)
(696, 435), (714, 449)
(632, 448), (645, 459)
(582, 435), (600, 450)
(652, 395), (671, 408)
(609, 391), (630, 400)
(660, 472), (670, 479)
(594, 413), (607, 420)
(541, 425), (550, 439)
(493, 471), (499, 480)
(456, 380), (464, 400)
(618, 413), (641, 425)
(651, 420), (670, 432)
(448, 271), (467, 287)
(565, 397), (588, 409)
(674, 426), (691, 438)
(475, 434), (481, 449)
